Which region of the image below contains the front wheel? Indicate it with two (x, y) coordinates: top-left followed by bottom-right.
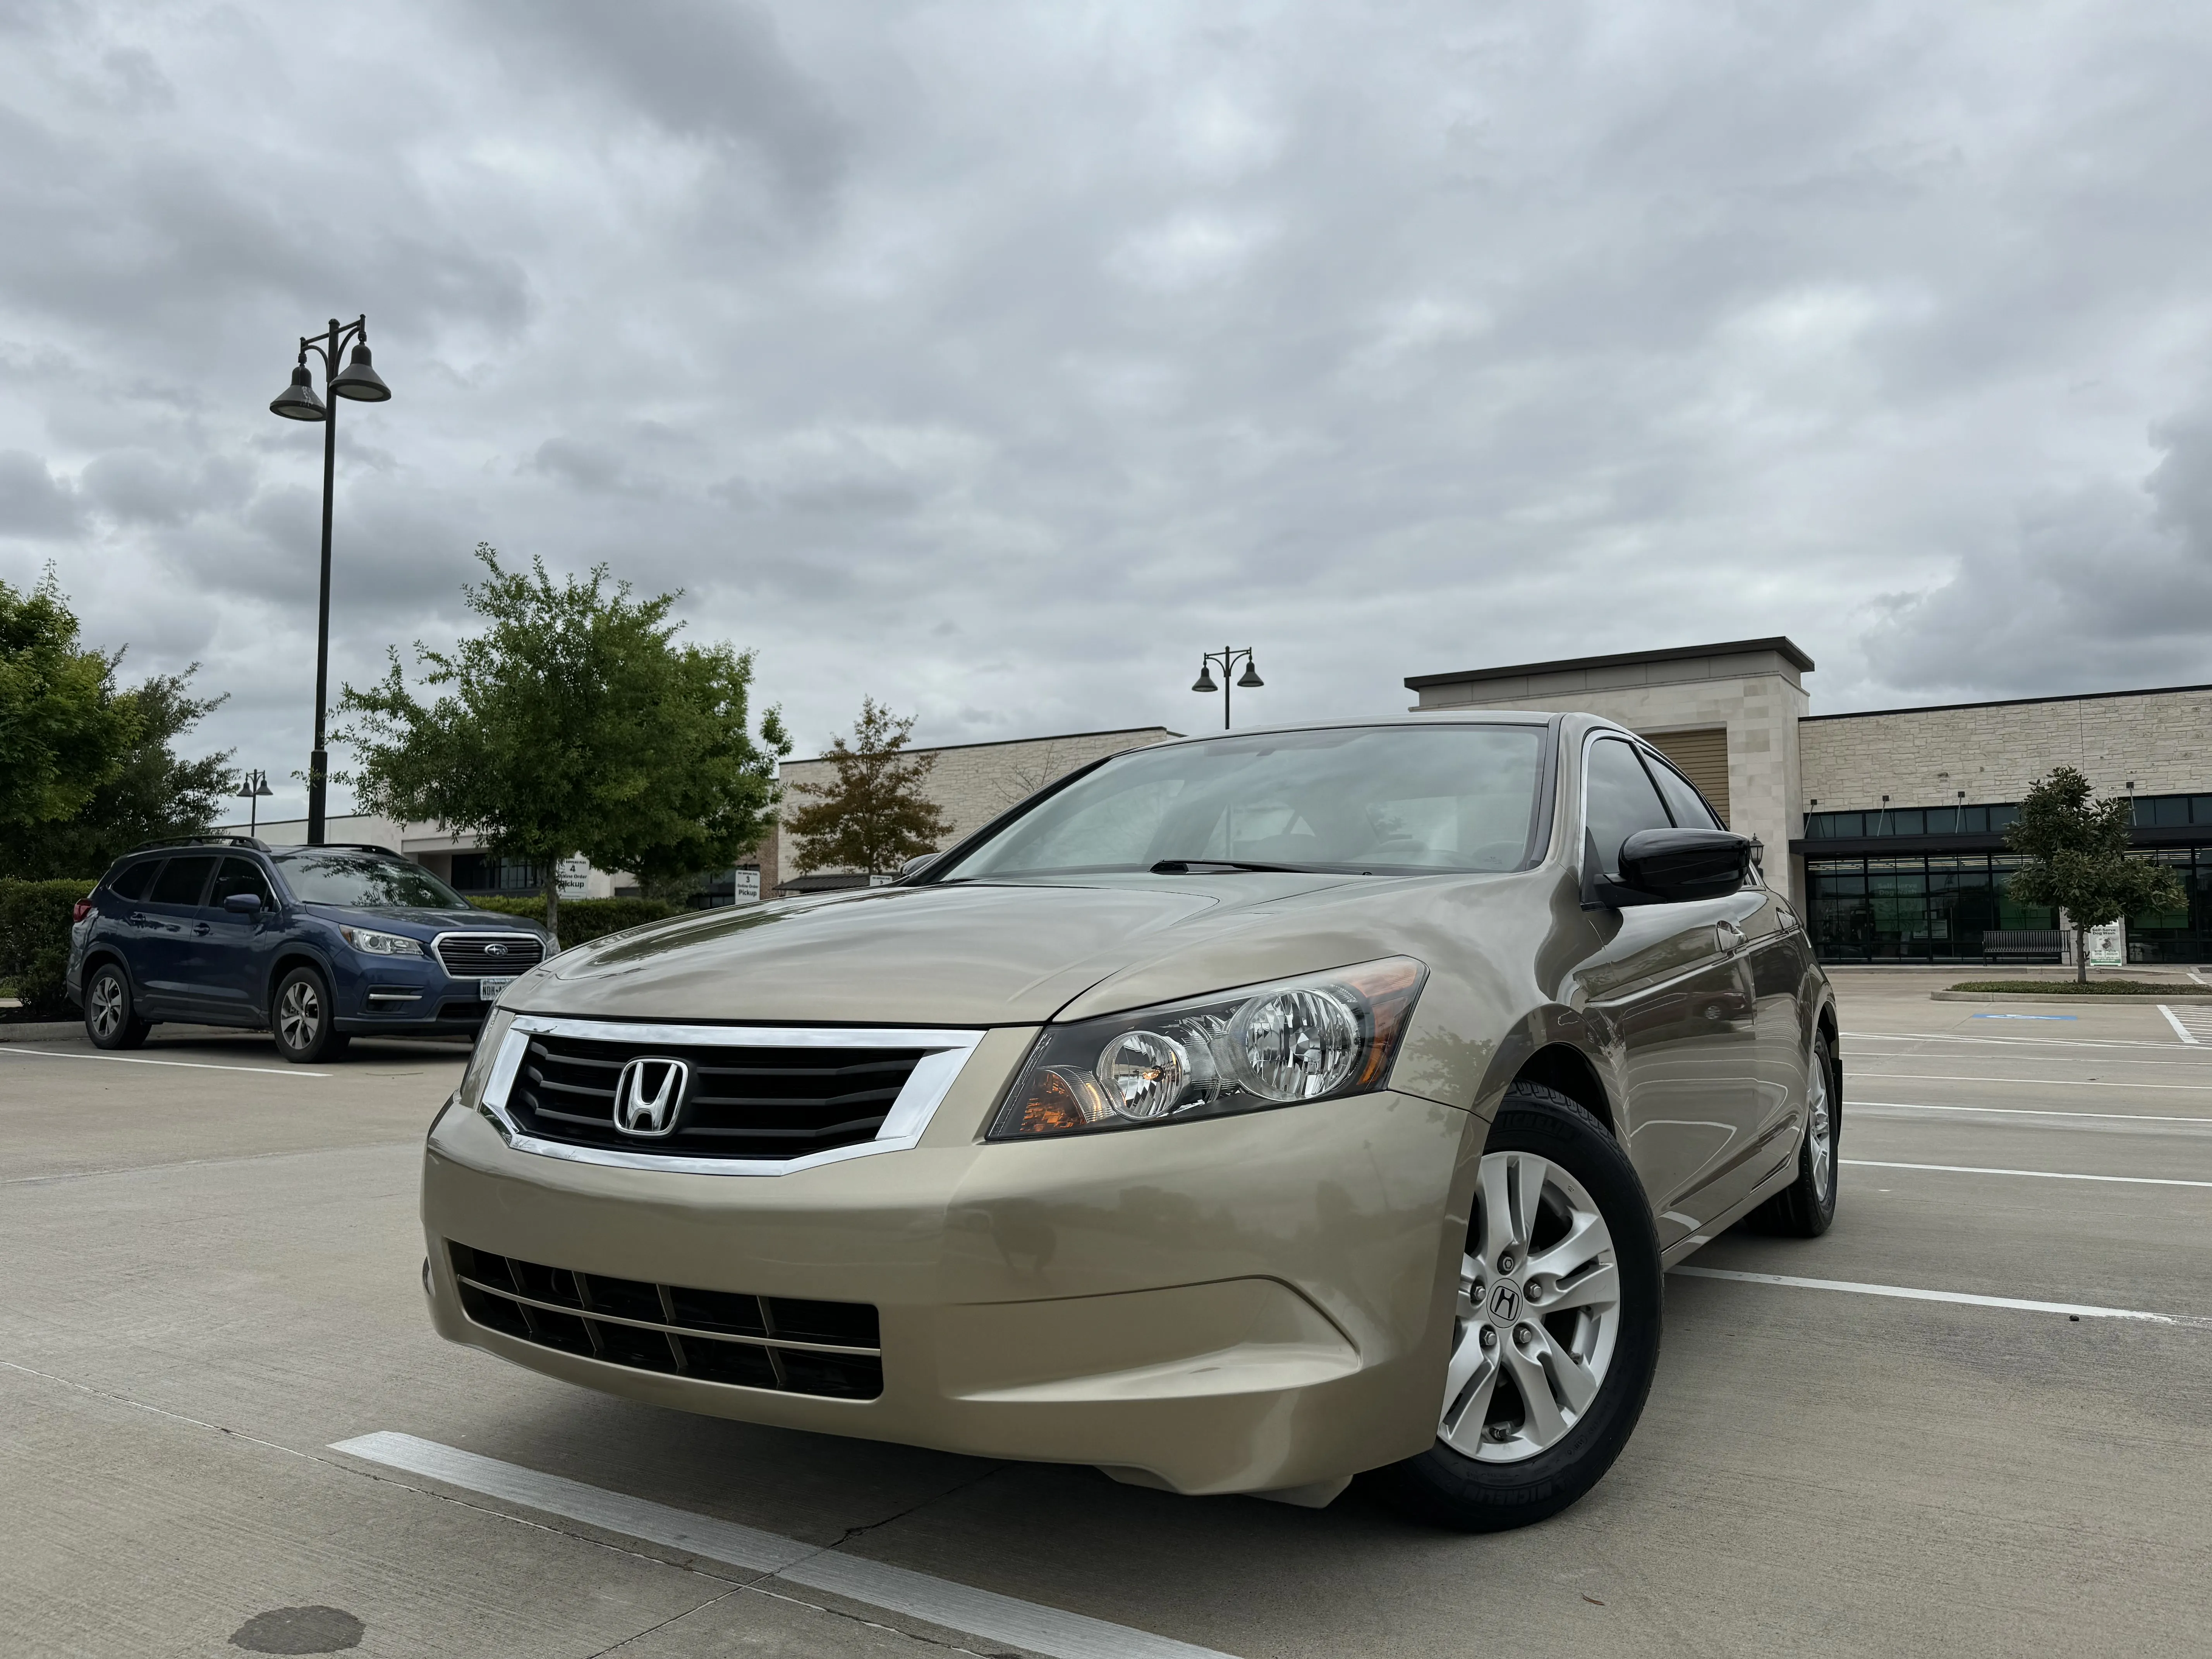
(84, 962), (151, 1050)
(1370, 1081), (1662, 1531)
(271, 967), (349, 1064)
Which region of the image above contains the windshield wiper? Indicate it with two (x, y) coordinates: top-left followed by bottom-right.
(1149, 859), (1316, 875)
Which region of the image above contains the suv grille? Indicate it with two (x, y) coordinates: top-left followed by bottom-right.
(436, 933), (546, 977)
(448, 1242), (881, 1399)
(509, 1032), (923, 1160)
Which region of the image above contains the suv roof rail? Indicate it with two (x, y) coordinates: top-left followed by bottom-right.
(126, 834), (270, 854)
(274, 843), (407, 858)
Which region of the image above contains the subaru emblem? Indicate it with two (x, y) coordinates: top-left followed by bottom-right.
(613, 1057), (688, 1137)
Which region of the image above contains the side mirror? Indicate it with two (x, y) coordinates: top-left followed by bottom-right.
(1604, 828), (1750, 905)
(223, 892), (265, 915)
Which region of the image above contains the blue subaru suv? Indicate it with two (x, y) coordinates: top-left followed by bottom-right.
(66, 837), (555, 1063)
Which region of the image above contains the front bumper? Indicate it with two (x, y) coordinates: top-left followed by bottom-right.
(421, 1027), (1479, 1496)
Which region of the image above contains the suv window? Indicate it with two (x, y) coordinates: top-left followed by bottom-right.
(1585, 739), (1672, 877)
(148, 854), (216, 907)
(110, 860), (160, 901)
(1647, 757), (1723, 831)
(212, 857), (276, 908)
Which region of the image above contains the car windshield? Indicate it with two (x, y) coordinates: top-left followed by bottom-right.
(273, 851), (469, 909)
(941, 723), (1548, 880)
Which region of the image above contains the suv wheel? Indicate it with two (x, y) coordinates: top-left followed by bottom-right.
(272, 967), (349, 1064)
(1747, 1030), (1840, 1237)
(84, 962), (151, 1050)
(1371, 1081), (1662, 1531)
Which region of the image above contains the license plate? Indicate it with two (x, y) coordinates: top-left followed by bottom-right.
(479, 976), (517, 1001)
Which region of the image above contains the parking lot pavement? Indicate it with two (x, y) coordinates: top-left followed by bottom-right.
(3, 986), (2209, 1659)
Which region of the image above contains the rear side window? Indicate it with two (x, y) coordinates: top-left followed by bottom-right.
(212, 857), (276, 908)
(110, 860), (160, 901)
(149, 855), (216, 907)
(1584, 739), (1672, 877)
(1648, 757), (1723, 831)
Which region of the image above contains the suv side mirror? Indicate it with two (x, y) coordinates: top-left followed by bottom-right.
(223, 892), (265, 915)
(1602, 828), (1750, 905)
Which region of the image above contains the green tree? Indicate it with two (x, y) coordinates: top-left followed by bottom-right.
(2005, 766), (2185, 982)
(335, 544), (789, 937)
(9, 670), (233, 879)
(0, 570), (140, 843)
(786, 698), (953, 878)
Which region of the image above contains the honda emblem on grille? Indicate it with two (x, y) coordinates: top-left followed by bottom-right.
(613, 1057), (688, 1137)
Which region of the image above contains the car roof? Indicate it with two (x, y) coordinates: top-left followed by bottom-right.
(1130, 709), (1561, 754)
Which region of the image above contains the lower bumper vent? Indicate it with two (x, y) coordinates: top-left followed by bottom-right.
(447, 1241), (881, 1400)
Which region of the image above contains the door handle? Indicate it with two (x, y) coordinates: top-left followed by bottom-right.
(1715, 919), (1746, 953)
(194, 923), (212, 936)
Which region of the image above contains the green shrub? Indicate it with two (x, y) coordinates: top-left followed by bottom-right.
(465, 895), (682, 950)
(1948, 979), (2212, 996)
(0, 878), (99, 1017)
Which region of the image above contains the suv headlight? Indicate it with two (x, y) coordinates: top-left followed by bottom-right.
(990, 957), (1425, 1139)
(339, 925), (425, 957)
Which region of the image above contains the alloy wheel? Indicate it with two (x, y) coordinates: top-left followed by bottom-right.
(1439, 1149), (1622, 1463)
(89, 975), (123, 1041)
(279, 979), (322, 1050)
(1806, 1053), (1834, 1202)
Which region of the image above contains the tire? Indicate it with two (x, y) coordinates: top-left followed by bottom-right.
(83, 961), (151, 1050)
(1370, 1081), (1662, 1532)
(1747, 1029), (1839, 1238)
(271, 967), (349, 1064)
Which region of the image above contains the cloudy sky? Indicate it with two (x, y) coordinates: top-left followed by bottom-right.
(3, 0), (2210, 820)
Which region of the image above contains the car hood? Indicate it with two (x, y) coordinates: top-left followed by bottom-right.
(512, 874), (1369, 1026)
(301, 904), (550, 941)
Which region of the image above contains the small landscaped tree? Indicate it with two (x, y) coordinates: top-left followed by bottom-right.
(0, 571), (142, 851)
(336, 545), (790, 939)
(2004, 766), (2185, 982)
(786, 698), (953, 879)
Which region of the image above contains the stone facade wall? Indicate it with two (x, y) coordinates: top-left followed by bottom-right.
(1412, 647), (1810, 902)
(1799, 689), (2212, 812)
(775, 727), (1180, 881)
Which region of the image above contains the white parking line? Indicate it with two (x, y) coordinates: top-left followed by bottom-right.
(330, 1432), (1234, 1659)
(2159, 1005), (2209, 1046)
(1669, 1267), (2197, 1325)
(1853, 1072), (2212, 1092)
(1841, 1158), (2212, 1189)
(1851, 1100), (2212, 1126)
(0, 1047), (328, 1079)
(1846, 1029), (2212, 1054)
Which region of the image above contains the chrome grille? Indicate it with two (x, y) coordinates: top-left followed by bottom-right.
(510, 1031), (922, 1160)
(435, 932), (546, 977)
(448, 1242), (881, 1399)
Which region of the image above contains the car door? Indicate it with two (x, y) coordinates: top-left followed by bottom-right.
(1644, 750), (1808, 1219)
(136, 854), (217, 1012)
(1568, 735), (1765, 1251)
(188, 856), (280, 1022)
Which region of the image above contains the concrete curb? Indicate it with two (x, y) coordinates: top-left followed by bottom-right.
(0, 1020), (86, 1042)
(1929, 990), (2212, 1005)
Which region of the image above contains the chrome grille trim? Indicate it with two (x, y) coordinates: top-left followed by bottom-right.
(433, 930), (548, 977)
(478, 1015), (986, 1176)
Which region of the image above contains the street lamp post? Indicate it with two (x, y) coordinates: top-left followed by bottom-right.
(1190, 647), (1264, 730)
(236, 769), (273, 835)
(269, 315), (391, 845)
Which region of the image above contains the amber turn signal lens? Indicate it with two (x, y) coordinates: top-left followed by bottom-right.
(1013, 1067), (1096, 1135)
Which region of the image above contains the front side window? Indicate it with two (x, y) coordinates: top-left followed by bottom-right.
(941, 725), (1549, 880)
(149, 855), (216, 908)
(212, 857), (276, 908)
(1647, 757), (1722, 831)
(273, 852), (468, 909)
(1583, 740), (1673, 878)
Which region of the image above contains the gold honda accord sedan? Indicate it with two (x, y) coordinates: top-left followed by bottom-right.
(422, 713), (1838, 1528)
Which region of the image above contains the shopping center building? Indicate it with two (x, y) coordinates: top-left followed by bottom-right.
(1407, 639), (2212, 965)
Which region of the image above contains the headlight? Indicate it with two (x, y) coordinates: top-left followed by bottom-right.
(990, 957), (1425, 1139)
(339, 925), (425, 957)
(459, 1008), (516, 1109)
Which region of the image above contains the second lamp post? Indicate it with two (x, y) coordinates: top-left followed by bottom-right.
(269, 315), (391, 845)
(1192, 647), (1263, 730)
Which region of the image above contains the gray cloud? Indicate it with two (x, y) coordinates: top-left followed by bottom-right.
(3, 0), (2212, 809)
